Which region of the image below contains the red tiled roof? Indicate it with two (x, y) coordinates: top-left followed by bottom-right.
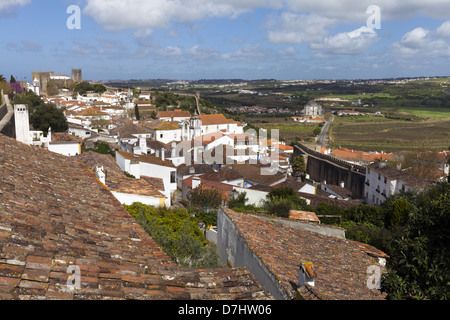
(0, 134), (273, 300)
(182, 176), (234, 201)
(50, 132), (82, 143)
(158, 110), (191, 118)
(198, 114), (241, 126)
(289, 210), (320, 223)
(331, 148), (393, 162)
(117, 150), (176, 168)
(222, 208), (388, 300)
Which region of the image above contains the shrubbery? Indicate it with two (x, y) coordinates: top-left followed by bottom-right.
(124, 202), (221, 269)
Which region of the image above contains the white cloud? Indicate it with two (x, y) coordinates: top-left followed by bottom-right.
(83, 0), (266, 32)
(6, 39), (41, 52)
(310, 26), (379, 55)
(391, 21), (450, 58)
(0, 0), (30, 16)
(83, 0), (450, 33)
(435, 20), (450, 38)
(266, 12), (335, 44)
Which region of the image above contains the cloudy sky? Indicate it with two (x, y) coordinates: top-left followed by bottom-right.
(1, 0), (450, 81)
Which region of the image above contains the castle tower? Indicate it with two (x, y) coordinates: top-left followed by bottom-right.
(14, 104), (32, 145)
(189, 116), (202, 140)
(32, 78), (40, 96)
(72, 69), (82, 83)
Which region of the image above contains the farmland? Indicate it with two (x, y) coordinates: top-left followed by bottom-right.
(244, 116), (321, 144)
(328, 116), (450, 152)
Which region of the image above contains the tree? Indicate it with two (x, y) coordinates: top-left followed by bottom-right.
(30, 103), (68, 133)
(12, 91), (42, 111)
(265, 187), (312, 217)
(229, 191), (248, 209)
(188, 185), (224, 209)
(382, 183), (450, 300)
(292, 156), (306, 180)
(389, 150), (443, 181)
(0, 74), (6, 82)
(0, 81), (12, 97)
(134, 105), (140, 120)
(10, 75), (16, 83)
(313, 126), (322, 136)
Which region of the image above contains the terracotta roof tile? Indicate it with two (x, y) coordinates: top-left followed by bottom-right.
(198, 114), (241, 126)
(0, 133), (273, 300)
(222, 208), (388, 300)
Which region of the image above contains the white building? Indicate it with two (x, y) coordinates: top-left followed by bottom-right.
(47, 132), (82, 157)
(50, 74), (71, 80)
(116, 150), (177, 206)
(26, 78), (40, 96)
(180, 117), (202, 141)
(302, 101), (324, 117)
(141, 120), (182, 144)
(198, 114), (244, 135)
(14, 104), (32, 146)
(158, 110), (191, 122)
(364, 162), (426, 206)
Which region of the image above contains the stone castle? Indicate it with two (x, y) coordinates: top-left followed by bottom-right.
(32, 69), (82, 95)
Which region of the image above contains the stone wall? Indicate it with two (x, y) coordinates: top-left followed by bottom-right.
(294, 143), (366, 199)
(0, 93), (15, 138)
(217, 208), (291, 300)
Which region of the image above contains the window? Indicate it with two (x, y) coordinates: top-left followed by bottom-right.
(170, 171), (176, 184)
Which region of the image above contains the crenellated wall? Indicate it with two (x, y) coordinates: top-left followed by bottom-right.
(294, 143), (366, 199)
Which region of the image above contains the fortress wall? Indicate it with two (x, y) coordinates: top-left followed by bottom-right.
(294, 143), (366, 199)
(0, 93), (16, 138)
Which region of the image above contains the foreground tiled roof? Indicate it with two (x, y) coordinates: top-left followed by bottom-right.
(0, 134), (272, 300)
(222, 208), (388, 300)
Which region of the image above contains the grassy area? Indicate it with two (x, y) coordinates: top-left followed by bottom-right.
(322, 92), (398, 101)
(392, 107), (450, 119)
(248, 119), (320, 144)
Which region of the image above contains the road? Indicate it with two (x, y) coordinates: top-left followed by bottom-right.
(317, 115), (334, 147)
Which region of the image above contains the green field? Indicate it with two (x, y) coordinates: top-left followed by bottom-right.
(246, 117), (320, 144)
(392, 107), (450, 119)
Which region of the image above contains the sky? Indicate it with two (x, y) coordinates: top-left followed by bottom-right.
(1, 0), (450, 81)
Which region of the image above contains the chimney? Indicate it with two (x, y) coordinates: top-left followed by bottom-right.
(96, 166), (106, 185)
(171, 141), (177, 158)
(139, 137), (147, 155)
(298, 261), (316, 288)
(192, 176), (201, 189)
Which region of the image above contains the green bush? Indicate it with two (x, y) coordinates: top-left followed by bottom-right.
(125, 203), (221, 268)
